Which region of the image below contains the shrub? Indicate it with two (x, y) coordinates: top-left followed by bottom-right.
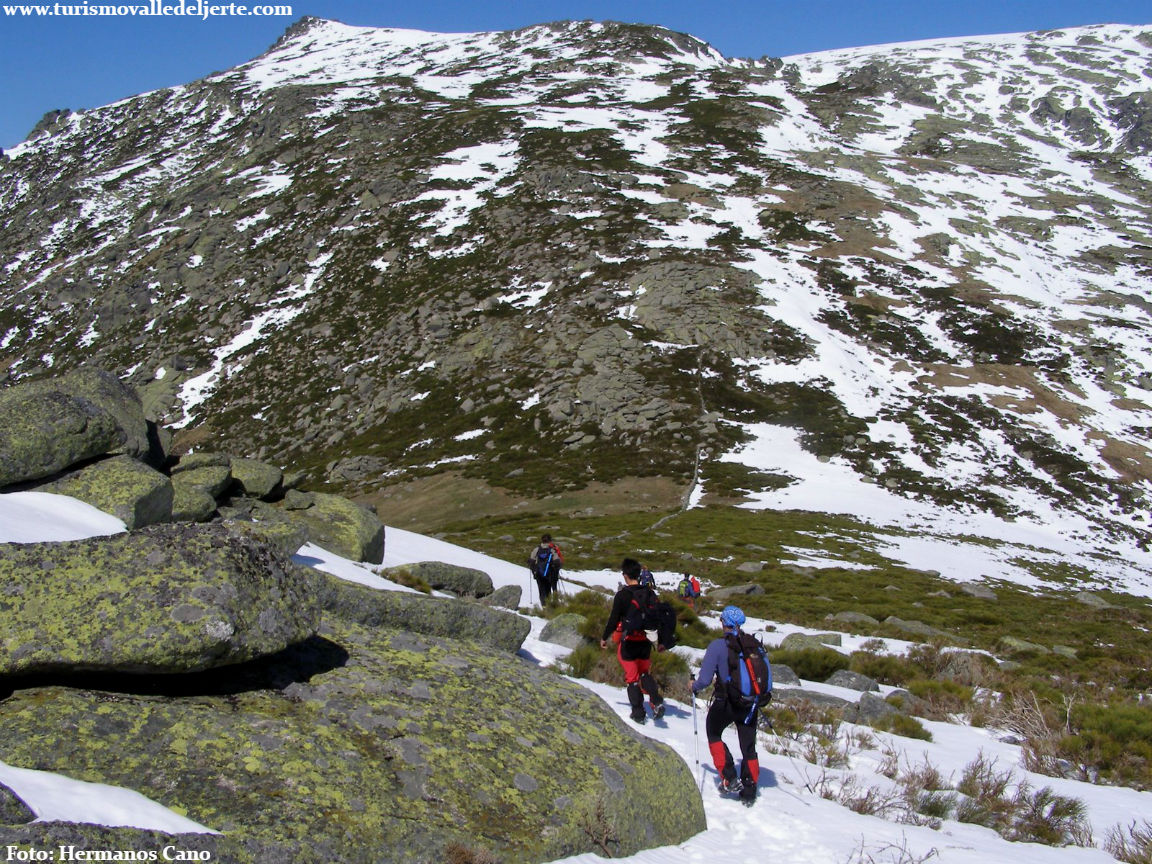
(1006, 784), (1093, 847)
(850, 651), (921, 686)
(872, 713), (932, 741)
(770, 646), (850, 681)
(905, 678), (974, 719)
(1104, 820), (1152, 864)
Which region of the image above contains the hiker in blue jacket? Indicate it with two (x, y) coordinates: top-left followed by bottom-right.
(690, 605), (761, 803)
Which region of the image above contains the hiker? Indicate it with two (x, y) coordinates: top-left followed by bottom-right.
(676, 572), (701, 609)
(689, 605), (770, 804)
(600, 557), (667, 724)
(638, 564), (656, 588)
(528, 534), (563, 605)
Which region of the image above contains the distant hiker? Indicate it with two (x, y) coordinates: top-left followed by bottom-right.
(689, 605), (772, 805)
(638, 564), (656, 588)
(528, 534), (563, 605)
(600, 557), (667, 724)
(676, 572), (702, 609)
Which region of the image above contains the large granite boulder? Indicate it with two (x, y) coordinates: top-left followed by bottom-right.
(0, 389), (122, 488)
(480, 584), (523, 609)
(283, 492), (385, 564)
(0, 523), (320, 676)
(230, 457), (282, 500)
(0, 614), (705, 862)
(171, 463), (233, 499)
(317, 573), (529, 653)
(382, 561), (494, 598)
(39, 455), (173, 529)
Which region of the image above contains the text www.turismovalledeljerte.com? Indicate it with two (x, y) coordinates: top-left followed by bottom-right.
(3, 1), (293, 18)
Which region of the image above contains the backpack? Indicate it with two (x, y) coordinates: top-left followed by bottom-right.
(725, 632), (772, 722)
(677, 576), (701, 599)
(533, 545), (560, 581)
(638, 567), (655, 588)
(621, 586), (678, 650)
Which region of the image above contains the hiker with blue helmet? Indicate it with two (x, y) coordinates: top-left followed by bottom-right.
(689, 605), (770, 804)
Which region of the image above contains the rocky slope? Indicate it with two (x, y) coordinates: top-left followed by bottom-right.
(1, 18), (1151, 551)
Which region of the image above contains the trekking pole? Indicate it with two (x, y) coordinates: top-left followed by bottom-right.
(691, 692), (706, 794)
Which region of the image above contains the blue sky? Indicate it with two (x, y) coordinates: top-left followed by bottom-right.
(1, 0), (1150, 149)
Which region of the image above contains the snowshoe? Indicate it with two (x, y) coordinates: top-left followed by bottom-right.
(718, 777), (744, 797)
(652, 702), (665, 720)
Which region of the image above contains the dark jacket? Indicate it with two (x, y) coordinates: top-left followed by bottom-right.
(601, 583), (651, 642)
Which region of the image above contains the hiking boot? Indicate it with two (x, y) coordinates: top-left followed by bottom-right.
(718, 777), (743, 796)
(630, 709), (647, 724)
(652, 702), (665, 720)
(740, 783), (757, 805)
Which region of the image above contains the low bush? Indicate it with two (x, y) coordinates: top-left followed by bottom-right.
(770, 646), (851, 681)
(1104, 820), (1152, 864)
(872, 713), (932, 741)
(905, 678), (974, 718)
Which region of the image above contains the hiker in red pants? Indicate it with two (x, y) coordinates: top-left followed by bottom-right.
(689, 605), (770, 805)
(600, 557), (666, 724)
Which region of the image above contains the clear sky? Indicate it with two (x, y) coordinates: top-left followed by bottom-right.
(1, 0), (1149, 150)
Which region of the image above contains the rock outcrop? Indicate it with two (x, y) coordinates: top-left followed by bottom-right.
(0, 522), (321, 675)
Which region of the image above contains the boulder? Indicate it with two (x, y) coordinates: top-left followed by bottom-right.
(0, 389), (122, 488)
(999, 635), (1050, 655)
(0, 523), (320, 675)
(852, 692), (903, 725)
(825, 611), (880, 627)
(826, 669), (880, 692)
(960, 582), (997, 600)
(171, 464), (233, 499)
(169, 482), (218, 523)
(0, 617), (706, 862)
(1074, 591), (1116, 610)
(223, 518), (310, 559)
(0, 783), (34, 825)
(540, 613), (591, 650)
(780, 632), (842, 650)
(283, 492), (384, 564)
(770, 663), (801, 686)
(230, 457), (283, 500)
(14, 367), (152, 462)
(479, 584), (522, 609)
(939, 650), (995, 686)
(317, 573), (529, 654)
(171, 451), (231, 474)
(883, 617), (959, 643)
(708, 583), (765, 602)
(383, 561), (493, 598)
(771, 687), (852, 712)
(39, 455), (173, 529)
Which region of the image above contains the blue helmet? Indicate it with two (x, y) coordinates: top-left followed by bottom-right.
(720, 605), (745, 631)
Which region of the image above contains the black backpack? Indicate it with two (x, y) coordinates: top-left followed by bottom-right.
(621, 586), (678, 650)
(725, 632), (772, 722)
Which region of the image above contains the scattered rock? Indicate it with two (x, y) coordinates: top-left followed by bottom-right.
(540, 613), (591, 650)
(478, 584), (522, 609)
(826, 611), (879, 627)
(999, 635), (1050, 655)
(780, 632), (843, 650)
(709, 583), (765, 602)
(826, 669), (880, 692)
(383, 561), (493, 598)
(960, 583), (997, 601)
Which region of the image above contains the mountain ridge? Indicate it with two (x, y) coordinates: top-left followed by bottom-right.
(2, 17), (1152, 592)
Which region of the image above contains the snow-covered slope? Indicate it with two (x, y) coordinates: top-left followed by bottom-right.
(2, 491), (1149, 864)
